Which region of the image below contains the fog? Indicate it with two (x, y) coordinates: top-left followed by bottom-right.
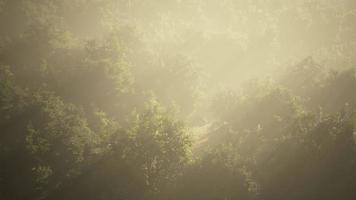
(1, 1), (356, 200)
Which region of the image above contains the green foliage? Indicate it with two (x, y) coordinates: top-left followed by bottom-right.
(45, 101), (191, 200)
(124, 101), (192, 197)
(256, 111), (356, 200)
(170, 146), (252, 200)
(207, 59), (356, 200)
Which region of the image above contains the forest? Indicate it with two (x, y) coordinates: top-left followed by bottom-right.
(0, 0), (356, 200)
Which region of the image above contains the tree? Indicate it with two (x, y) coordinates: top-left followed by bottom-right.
(170, 146), (253, 200)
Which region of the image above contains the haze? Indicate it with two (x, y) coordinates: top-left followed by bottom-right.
(1, 1), (356, 200)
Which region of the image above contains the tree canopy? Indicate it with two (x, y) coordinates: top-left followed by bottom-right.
(1, 1), (356, 200)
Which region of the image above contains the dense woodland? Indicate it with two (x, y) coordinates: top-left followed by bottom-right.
(1, 1), (356, 200)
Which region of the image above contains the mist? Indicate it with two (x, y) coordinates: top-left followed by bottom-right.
(1, 1), (356, 200)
